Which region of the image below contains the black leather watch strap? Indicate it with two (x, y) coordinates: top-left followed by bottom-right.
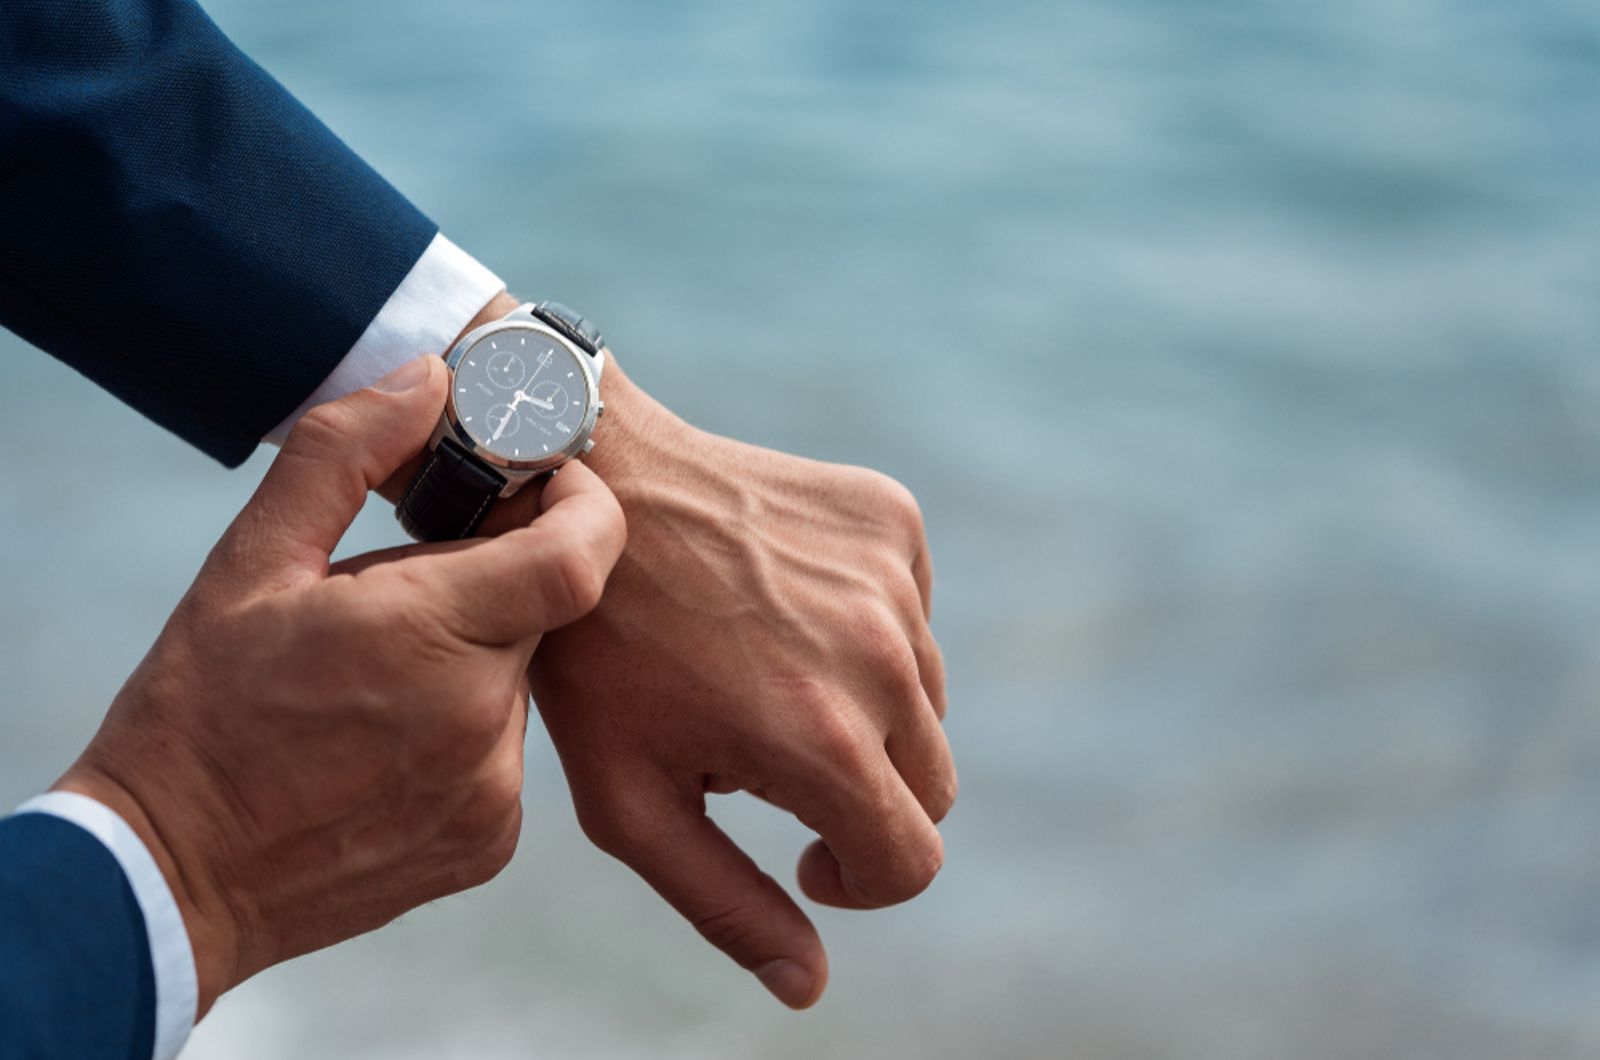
(395, 437), (507, 542)
(530, 301), (604, 357)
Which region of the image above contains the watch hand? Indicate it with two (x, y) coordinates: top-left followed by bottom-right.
(528, 351), (553, 385)
(529, 395), (555, 411)
(491, 407), (514, 441)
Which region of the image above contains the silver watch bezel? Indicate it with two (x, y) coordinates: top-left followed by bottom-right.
(432, 308), (606, 496)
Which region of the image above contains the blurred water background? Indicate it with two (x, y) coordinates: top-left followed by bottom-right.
(4, 0), (1600, 1056)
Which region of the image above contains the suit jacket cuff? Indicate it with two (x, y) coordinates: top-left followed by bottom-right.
(14, 792), (197, 1060)
(266, 233), (505, 443)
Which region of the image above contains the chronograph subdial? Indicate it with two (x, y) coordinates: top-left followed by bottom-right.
(485, 403), (522, 442)
(523, 380), (571, 420)
(486, 350), (526, 390)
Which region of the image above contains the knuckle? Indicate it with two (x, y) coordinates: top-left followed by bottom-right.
(918, 631), (948, 689)
(934, 768), (960, 816)
(288, 401), (356, 456)
(882, 829), (944, 903)
(883, 644), (924, 702)
(929, 768), (959, 823)
(854, 607), (902, 661)
(863, 470), (924, 537)
(808, 707), (877, 779)
(851, 610), (920, 697)
(691, 904), (763, 959)
(281, 402), (369, 511)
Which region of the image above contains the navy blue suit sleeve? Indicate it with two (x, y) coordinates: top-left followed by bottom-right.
(0, 813), (155, 1060)
(0, 0), (438, 466)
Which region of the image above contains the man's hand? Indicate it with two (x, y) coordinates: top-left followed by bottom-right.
(503, 361), (954, 1009)
(56, 356), (626, 1016)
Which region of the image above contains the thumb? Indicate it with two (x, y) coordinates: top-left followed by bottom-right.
(223, 356), (446, 581)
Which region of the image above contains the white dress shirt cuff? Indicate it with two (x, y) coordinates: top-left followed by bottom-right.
(266, 231), (505, 443)
(13, 791), (197, 1060)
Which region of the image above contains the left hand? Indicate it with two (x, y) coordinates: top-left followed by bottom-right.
(495, 363), (955, 1010)
(380, 296), (955, 1010)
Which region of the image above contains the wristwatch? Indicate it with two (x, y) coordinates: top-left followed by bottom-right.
(396, 301), (607, 542)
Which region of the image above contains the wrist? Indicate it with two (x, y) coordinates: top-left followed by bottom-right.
(375, 290), (515, 503)
(54, 761), (239, 1018)
(575, 356), (687, 494)
(462, 290), (520, 341)
(377, 294), (687, 509)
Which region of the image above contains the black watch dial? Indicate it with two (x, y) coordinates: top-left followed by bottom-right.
(451, 328), (592, 461)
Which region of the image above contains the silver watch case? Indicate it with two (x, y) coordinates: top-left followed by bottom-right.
(430, 303), (607, 498)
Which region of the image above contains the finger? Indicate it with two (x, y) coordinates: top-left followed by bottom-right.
(910, 532), (934, 621)
(885, 694), (957, 824)
(768, 743), (944, 910)
(871, 471), (932, 618)
(580, 774), (828, 1009)
(887, 577), (948, 722)
(864, 600), (950, 803)
(419, 461), (627, 645)
(219, 357), (447, 582)
(326, 538), (477, 579)
(913, 624), (949, 720)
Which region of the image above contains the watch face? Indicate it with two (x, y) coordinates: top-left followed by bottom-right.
(450, 328), (593, 462)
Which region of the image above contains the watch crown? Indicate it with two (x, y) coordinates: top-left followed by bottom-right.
(581, 438), (596, 455)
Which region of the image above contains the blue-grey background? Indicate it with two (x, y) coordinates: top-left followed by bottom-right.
(3, 0), (1600, 1056)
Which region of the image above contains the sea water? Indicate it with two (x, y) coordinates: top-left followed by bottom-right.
(2, 1), (1598, 1055)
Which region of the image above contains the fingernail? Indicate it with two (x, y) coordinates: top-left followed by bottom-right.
(371, 356), (433, 394)
(755, 959), (815, 1009)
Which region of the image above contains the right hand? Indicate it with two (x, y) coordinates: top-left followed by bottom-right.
(53, 355), (626, 1016)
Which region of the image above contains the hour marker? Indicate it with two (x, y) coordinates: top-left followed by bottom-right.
(520, 337), (526, 345)
(567, 371), (574, 378)
(464, 416), (473, 422)
(458, 387), (466, 393)
(542, 444), (550, 452)
(490, 341), (497, 349)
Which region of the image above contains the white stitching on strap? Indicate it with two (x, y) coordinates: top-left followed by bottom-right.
(463, 489), (495, 538)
